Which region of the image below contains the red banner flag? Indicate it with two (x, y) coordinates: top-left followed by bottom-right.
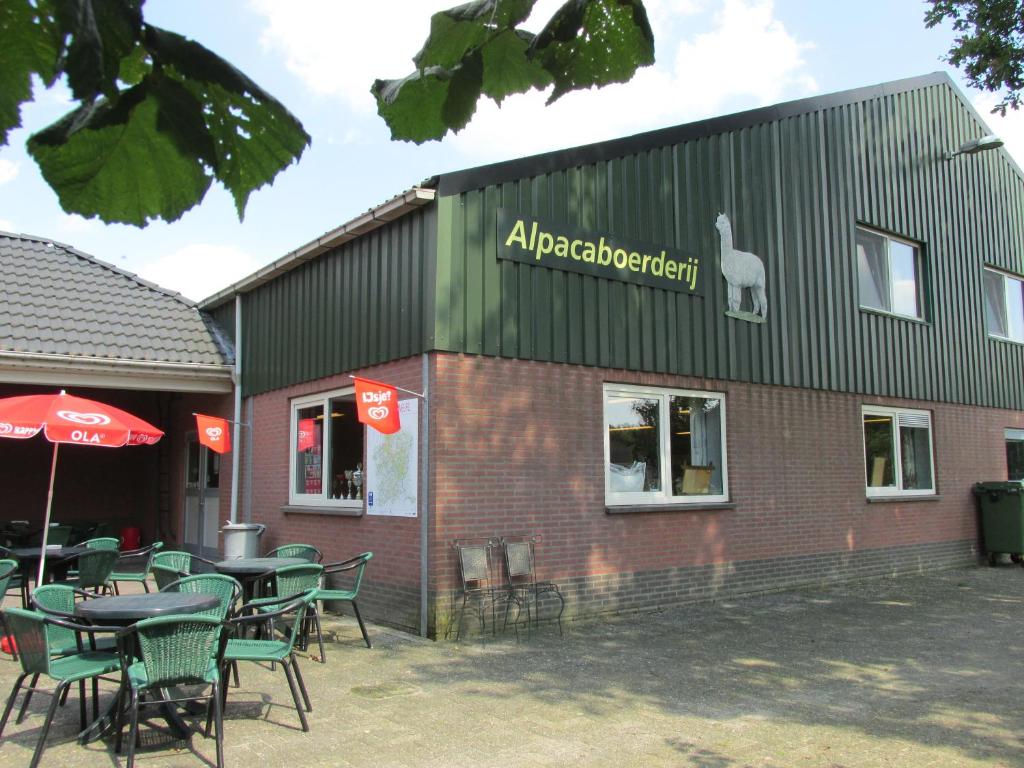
(195, 414), (231, 454)
(297, 418), (317, 451)
(353, 377), (401, 434)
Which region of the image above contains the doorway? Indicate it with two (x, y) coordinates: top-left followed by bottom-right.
(183, 433), (220, 559)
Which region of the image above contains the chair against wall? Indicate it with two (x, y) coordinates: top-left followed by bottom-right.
(316, 552), (373, 651)
(501, 536), (565, 638)
(109, 541), (164, 594)
(266, 544), (323, 563)
(447, 539), (510, 641)
(115, 615), (227, 768)
(221, 593), (315, 731)
(0, 608), (122, 768)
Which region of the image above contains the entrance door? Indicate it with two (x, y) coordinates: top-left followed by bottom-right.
(183, 434), (221, 560)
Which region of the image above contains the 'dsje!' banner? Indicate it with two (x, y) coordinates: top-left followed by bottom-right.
(353, 377), (401, 434)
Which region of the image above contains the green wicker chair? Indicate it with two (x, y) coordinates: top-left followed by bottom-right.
(161, 574), (242, 620)
(151, 563), (188, 591)
(0, 560), (19, 657)
(55, 549), (118, 594)
(81, 537), (120, 550)
(0, 547), (28, 607)
(0, 607), (121, 768)
(31, 584), (116, 655)
(316, 552), (373, 651)
(222, 593), (315, 731)
(109, 541), (164, 594)
(116, 614), (227, 768)
(266, 544), (323, 563)
(249, 564), (325, 661)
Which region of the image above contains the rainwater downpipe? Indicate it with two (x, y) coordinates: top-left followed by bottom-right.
(419, 352), (430, 638)
(229, 294), (243, 525)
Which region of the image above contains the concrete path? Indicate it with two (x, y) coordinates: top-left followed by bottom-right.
(2, 565), (1023, 767)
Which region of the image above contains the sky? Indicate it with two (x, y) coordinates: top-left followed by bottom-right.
(1, 0), (1022, 303)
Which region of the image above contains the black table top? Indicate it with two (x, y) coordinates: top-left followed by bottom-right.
(213, 557), (307, 576)
(11, 545), (87, 561)
(74, 593), (220, 622)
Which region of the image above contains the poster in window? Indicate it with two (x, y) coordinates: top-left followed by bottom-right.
(365, 399), (418, 517)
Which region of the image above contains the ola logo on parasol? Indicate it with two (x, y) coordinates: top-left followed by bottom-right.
(367, 406), (389, 421)
(0, 423), (10, 435)
(56, 410), (112, 426)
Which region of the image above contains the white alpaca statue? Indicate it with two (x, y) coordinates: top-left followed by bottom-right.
(715, 213), (767, 320)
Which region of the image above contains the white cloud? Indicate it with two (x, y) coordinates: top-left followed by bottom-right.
(136, 244), (266, 302)
(970, 91), (1024, 169)
(0, 159), (18, 186)
(57, 214), (100, 234)
(0, 218), (15, 232)
(446, 0), (816, 159)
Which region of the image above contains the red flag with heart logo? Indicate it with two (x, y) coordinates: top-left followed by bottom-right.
(195, 414), (231, 454)
(353, 377), (401, 434)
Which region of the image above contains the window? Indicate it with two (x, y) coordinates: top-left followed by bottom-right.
(856, 226), (923, 319)
(289, 387), (364, 507)
(862, 406), (935, 497)
(1007, 429), (1024, 481)
(604, 384), (727, 505)
(984, 268), (1024, 342)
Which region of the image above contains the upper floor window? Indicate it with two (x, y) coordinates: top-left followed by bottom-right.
(604, 384), (728, 505)
(289, 387), (364, 508)
(862, 406), (935, 497)
(984, 268), (1024, 343)
(856, 226), (923, 319)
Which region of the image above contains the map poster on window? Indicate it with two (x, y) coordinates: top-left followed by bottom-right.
(365, 398), (418, 517)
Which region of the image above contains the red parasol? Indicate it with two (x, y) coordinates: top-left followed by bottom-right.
(0, 391), (163, 583)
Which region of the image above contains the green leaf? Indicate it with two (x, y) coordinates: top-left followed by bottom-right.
(480, 29), (552, 103)
(532, 0), (654, 103)
(143, 26), (311, 218)
(27, 79), (212, 226)
(56, 0), (144, 100)
(414, 0), (537, 68)
(0, 1), (60, 145)
(373, 56), (483, 143)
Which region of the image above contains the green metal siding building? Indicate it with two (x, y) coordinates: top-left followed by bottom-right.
(204, 73), (1024, 637)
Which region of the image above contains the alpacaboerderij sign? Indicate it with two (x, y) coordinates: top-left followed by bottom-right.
(496, 209), (703, 295)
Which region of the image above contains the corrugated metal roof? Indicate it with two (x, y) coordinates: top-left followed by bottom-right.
(0, 232), (233, 366)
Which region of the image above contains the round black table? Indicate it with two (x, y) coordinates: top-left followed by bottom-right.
(214, 557), (308, 602)
(74, 592), (220, 623)
(10, 546), (88, 603)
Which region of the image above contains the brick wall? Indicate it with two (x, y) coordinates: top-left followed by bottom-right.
(430, 353), (1022, 631)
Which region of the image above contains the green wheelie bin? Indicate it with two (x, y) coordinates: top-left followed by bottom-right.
(974, 481), (1024, 565)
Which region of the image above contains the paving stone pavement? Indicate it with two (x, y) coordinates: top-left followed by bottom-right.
(2, 565), (1024, 767)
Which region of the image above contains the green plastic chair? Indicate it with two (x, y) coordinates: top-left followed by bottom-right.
(316, 552), (374, 651)
(116, 614), (226, 768)
(42, 525), (73, 546)
(110, 541), (164, 594)
(81, 537), (120, 550)
(0, 548), (27, 607)
(266, 543), (323, 563)
(249, 564), (325, 661)
(31, 584), (116, 655)
(56, 549), (118, 594)
(0, 560), (19, 657)
(161, 574), (242, 620)
(151, 563), (188, 591)
(0, 607), (121, 768)
(222, 593), (315, 731)
(152, 550), (193, 573)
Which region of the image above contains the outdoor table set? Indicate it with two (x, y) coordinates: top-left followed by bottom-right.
(0, 542), (374, 767)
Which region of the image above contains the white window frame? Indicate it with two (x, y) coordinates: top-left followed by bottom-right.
(983, 267), (1024, 343)
(856, 225), (924, 320)
(862, 405), (936, 498)
(1007, 428), (1024, 481)
(288, 386), (363, 508)
(603, 383), (729, 506)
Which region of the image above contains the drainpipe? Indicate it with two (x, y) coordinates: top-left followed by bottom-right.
(420, 353), (430, 638)
(230, 294), (243, 524)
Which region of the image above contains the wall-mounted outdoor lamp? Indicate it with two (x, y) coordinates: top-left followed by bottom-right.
(946, 134), (1004, 160)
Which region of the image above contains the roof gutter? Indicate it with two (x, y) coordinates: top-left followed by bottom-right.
(200, 186), (437, 310)
(0, 350), (234, 393)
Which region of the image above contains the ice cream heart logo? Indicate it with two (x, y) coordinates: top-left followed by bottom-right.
(205, 427), (223, 441)
(367, 406), (389, 421)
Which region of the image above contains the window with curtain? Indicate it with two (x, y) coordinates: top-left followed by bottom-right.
(856, 226), (923, 319)
(605, 384), (727, 505)
(984, 268), (1024, 343)
(863, 406), (935, 497)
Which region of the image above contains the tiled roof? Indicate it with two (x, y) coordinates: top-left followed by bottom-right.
(0, 232), (233, 366)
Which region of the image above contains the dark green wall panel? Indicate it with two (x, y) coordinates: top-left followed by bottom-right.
(434, 79), (1024, 410)
(240, 206), (435, 396)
